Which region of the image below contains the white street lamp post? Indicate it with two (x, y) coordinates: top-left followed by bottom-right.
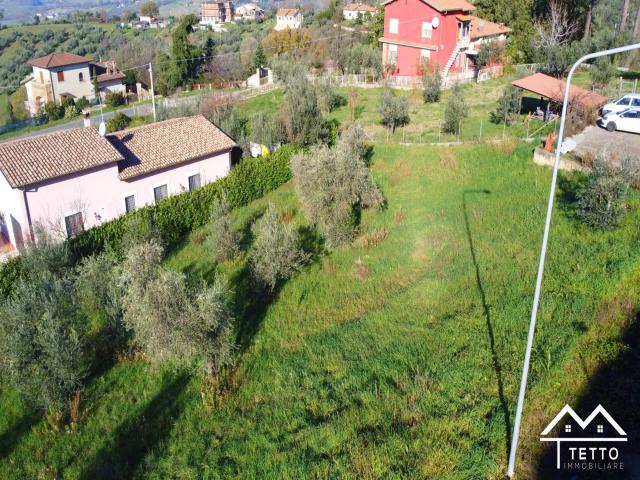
(507, 42), (640, 478)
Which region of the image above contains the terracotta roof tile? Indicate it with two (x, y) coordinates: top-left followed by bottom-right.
(344, 4), (376, 11)
(0, 128), (123, 188)
(277, 8), (301, 16)
(382, 0), (474, 12)
(469, 16), (512, 40)
(28, 52), (90, 69)
(108, 115), (236, 180)
(97, 72), (126, 83)
(512, 73), (608, 110)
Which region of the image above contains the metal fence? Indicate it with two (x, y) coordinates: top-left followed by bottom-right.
(0, 116), (47, 136)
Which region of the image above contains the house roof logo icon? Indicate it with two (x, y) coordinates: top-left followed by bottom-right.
(540, 404), (627, 469)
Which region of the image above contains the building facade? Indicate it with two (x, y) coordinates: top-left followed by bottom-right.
(275, 8), (303, 30)
(379, 0), (510, 84)
(343, 4), (376, 21)
(201, 1), (235, 25)
(23, 52), (127, 116)
(0, 115), (235, 257)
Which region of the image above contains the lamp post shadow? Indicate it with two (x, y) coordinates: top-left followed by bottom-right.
(462, 189), (512, 460)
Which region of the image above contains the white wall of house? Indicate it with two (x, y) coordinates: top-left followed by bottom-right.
(0, 173), (29, 250)
(275, 13), (303, 30)
(13, 151), (231, 242)
(99, 79), (127, 96)
(26, 63), (95, 116)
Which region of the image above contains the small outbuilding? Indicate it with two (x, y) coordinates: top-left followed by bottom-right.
(511, 72), (608, 112)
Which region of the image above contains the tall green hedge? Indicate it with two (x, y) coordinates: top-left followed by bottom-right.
(0, 146), (295, 300)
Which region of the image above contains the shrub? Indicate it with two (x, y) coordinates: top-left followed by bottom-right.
(443, 83), (467, 135)
(316, 85), (347, 114)
(106, 112), (132, 133)
(75, 97), (90, 111)
(205, 192), (240, 261)
(422, 67), (442, 103)
(44, 101), (64, 120)
(105, 92), (126, 107)
(291, 125), (384, 249)
(576, 156), (637, 230)
(0, 258), (86, 412)
(282, 74), (323, 146)
(490, 86), (521, 125)
(120, 239), (234, 372)
(378, 88), (409, 134)
(0, 256), (24, 300)
(590, 57), (616, 90)
(250, 203), (309, 291)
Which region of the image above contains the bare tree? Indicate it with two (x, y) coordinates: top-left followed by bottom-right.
(534, 0), (580, 51)
(621, 0), (631, 31)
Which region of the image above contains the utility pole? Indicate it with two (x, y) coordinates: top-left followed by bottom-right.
(149, 62), (157, 123)
(507, 42), (640, 479)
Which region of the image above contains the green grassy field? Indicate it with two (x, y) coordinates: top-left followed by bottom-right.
(2, 137), (640, 478)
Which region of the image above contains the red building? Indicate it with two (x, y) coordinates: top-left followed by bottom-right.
(380, 0), (511, 84)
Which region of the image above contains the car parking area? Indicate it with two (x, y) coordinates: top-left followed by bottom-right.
(570, 125), (640, 163)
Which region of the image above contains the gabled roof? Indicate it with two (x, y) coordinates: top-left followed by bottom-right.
(512, 73), (608, 110)
(469, 16), (512, 39)
(28, 52), (90, 69)
(97, 72), (126, 83)
(277, 8), (301, 16)
(541, 405), (627, 437)
(107, 115), (236, 180)
(0, 127), (123, 188)
(344, 4), (377, 12)
(382, 0), (475, 13)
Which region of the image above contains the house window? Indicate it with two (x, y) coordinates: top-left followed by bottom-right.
(188, 173), (201, 191)
(124, 195), (136, 213)
(57, 71), (65, 82)
(422, 22), (432, 39)
(64, 212), (84, 238)
(597, 425), (603, 433)
(388, 44), (398, 65)
(79, 72), (84, 82)
(389, 18), (399, 34)
(153, 184), (168, 203)
(565, 425), (571, 433)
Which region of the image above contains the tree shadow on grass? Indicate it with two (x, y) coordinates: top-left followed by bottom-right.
(79, 373), (190, 480)
(536, 315), (640, 479)
(462, 189), (512, 460)
(0, 411), (39, 460)
(556, 170), (589, 219)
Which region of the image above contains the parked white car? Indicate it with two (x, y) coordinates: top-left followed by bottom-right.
(600, 109), (640, 133)
(601, 93), (640, 116)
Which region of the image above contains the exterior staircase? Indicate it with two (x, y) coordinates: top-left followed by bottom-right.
(441, 45), (460, 85)
(441, 37), (470, 86)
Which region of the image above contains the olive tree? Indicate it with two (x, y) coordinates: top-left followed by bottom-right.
(577, 156), (637, 230)
(0, 237), (86, 412)
(249, 204), (309, 291)
(291, 125), (384, 249)
(443, 83), (467, 135)
(205, 192), (240, 262)
(378, 88), (409, 134)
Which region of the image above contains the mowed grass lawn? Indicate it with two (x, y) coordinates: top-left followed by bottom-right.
(2, 140), (640, 478)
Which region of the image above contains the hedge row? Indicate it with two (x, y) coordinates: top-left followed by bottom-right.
(0, 145), (296, 300)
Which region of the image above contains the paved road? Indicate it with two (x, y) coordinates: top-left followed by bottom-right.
(3, 104), (154, 142)
(571, 124), (640, 164)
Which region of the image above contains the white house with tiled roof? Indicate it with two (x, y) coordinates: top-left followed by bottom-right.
(275, 8), (303, 30)
(0, 116), (235, 256)
(23, 52), (126, 116)
(343, 3), (376, 21)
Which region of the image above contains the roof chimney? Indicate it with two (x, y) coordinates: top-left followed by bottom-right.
(82, 109), (91, 128)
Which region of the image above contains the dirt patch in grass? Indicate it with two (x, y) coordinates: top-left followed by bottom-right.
(352, 259), (369, 280)
(354, 228), (388, 249)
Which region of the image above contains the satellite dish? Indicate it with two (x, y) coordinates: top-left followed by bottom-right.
(560, 138), (576, 154)
(99, 122), (106, 137)
(432, 17), (439, 28)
